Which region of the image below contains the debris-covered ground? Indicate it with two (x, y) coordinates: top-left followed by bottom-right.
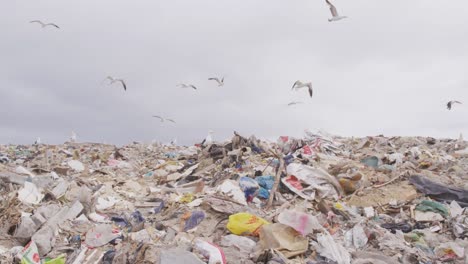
(1, 131), (468, 264)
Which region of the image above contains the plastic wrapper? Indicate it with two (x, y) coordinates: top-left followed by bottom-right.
(226, 213), (269, 236)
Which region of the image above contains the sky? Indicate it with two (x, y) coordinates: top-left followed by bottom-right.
(1, 0), (467, 145)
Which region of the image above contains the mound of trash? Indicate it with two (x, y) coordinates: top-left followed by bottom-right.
(1, 131), (467, 263)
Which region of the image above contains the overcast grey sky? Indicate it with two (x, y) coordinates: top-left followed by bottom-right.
(1, 0), (467, 145)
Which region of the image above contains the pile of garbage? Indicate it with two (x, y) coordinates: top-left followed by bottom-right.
(1, 131), (468, 263)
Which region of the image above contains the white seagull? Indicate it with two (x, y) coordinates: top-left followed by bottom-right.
(177, 83), (197, 90)
(287, 101), (304, 106)
(201, 130), (214, 146)
(447, 100), (462, 110)
(104, 76), (127, 91)
(292, 81), (313, 98)
(208, 77), (224, 86)
(30, 20), (60, 29)
(325, 0), (347, 22)
(152, 115), (176, 123)
(70, 131), (77, 143)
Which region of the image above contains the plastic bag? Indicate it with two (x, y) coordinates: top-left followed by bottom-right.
(381, 222), (412, 234)
(435, 242), (465, 261)
(360, 156), (379, 168)
(217, 180), (247, 205)
(311, 232), (351, 264)
(18, 241), (41, 264)
(409, 175), (468, 207)
(347, 224), (368, 249)
(284, 163), (343, 200)
(239, 177), (259, 202)
(184, 211), (205, 231)
(220, 235), (256, 254)
(44, 255), (66, 264)
(194, 239), (226, 264)
(129, 210), (145, 232)
(258, 223), (308, 258)
(67, 160), (85, 172)
(277, 210), (322, 235)
(84, 224), (120, 247)
(226, 213), (269, 236)
(415, 200), (448, 217)
(18, 182), (44, 205)
(255, 176), (275, 199)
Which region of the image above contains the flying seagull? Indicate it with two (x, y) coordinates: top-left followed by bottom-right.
(104, 76), (127, 91)
(152, 115), (176, 123)
(292, 81), (313, 98)
(208, 77), (224, 86)
(447, 100), (462, 110)
(177, 83), (197, 90)
(287, 101), (304, 106)
(30, 20), (60, 29)
(325, 0), (347, 22)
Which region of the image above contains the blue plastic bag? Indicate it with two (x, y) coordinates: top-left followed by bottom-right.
(184, 211), (205, 231)
(255, 176), (275, 199)
(239, 177), (259, 202)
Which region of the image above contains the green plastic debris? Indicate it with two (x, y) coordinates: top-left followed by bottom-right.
(404, 232), (425, 243)
(415, 200), (448, 217)
(44, 255), (66, 264)
(360, 156), (379, 168)
(404, 232), (432, 255)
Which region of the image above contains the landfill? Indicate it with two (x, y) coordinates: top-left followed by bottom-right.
(1, 131), (468, 263)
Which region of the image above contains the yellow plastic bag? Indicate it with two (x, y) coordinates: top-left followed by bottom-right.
(227, 213), (270, 236)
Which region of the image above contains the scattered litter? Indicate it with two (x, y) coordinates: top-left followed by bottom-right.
(67, 160), (85, 172)
(258, 223), (309, 258)
(16, 166), (35, 177)
(363, 207), (375, 218)
(227, 212), (269, 236)
(187, 198), (203, 207)
(346, 223), (368, 249)
(416, 200), (448, 217)
(277, 209), (322, 235)
(217, 180), (247, 205)
(84, 224), (121, 247)
(96, 196), (119, 211)
(160, 248), (205, 264)
(1, 132), (467, 262)
(239, 177), (259, 202)
(361, 156), (379, 168)
(311, 232), (351, 264)
(184, 210), (205, 231)
(220, 234), (256, 254)
(435, 242), (465, 261)
(194, 239), (227, 264)
(44, 255), (66, 264)
(415, 211), (445, 222)
(409, 175), (468, 207)
(128, 210), (145, 232)
(17, 241), (41, 264)
(255, 175), (275, 199)
(284, 163), (343, 200)
(381, 222), (412, 234)
(18, 182), (44, 205)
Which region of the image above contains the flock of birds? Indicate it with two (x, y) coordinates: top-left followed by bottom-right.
(28, 0), (463, 133)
